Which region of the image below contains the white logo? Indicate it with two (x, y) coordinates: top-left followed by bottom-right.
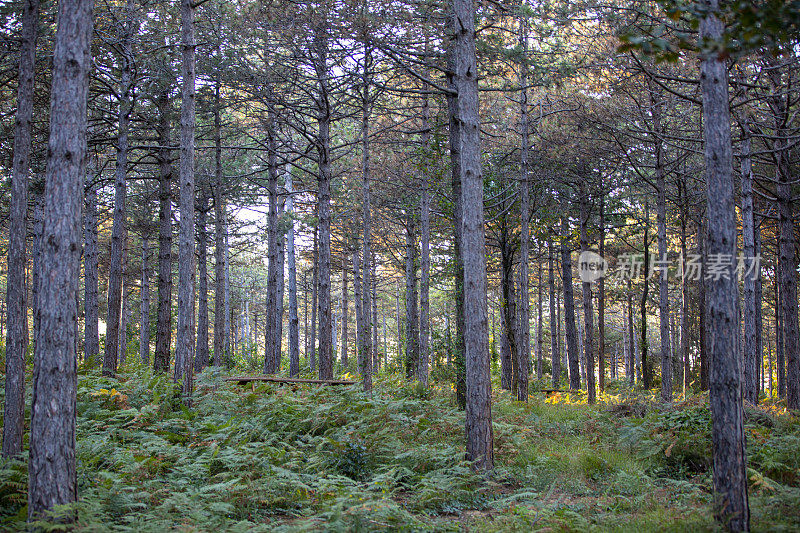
(578, 251), (608, 283)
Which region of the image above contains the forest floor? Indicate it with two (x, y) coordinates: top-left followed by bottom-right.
(1, 365), (799, 532)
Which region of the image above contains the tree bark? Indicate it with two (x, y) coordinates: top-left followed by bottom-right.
(561, 208), (581, 390)
(500, 220), (518, 393)
(419, 79), (431, 387)
(174, 0), (196, 402)
(212, 79), (226, 367)
(598, 195), (606, 392)
(104, 0), (136, 377)
(286, 166), (300, 377)
(740, 120), (758, 404)
(579, 186), (596, 403)
(700, 3), (750, 527)
(140, 239), (151, 364)
(275, 210), (285, 371)
(310, 226), (318, 372)
(28, 0), (92, 517)
(3, 0), (39, 456)
(83, 175), (99, 368)
(341, 256), (349, 366)
(640, 201), (651, 389)
(154, 89), (173, 374)
(195, 194), (210, 371)
(516, 13), (531, 401)
(264, 95), (280, 374)
(450, 0), (493, 470)
(360, 44), (373, 391)
(548, 240), (560, 387)
(404, 210), (419, 380)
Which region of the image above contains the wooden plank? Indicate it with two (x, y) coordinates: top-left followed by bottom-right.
(224, 376), (356, 386)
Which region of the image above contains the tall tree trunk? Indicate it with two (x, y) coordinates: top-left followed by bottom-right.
(371, 256), (379, 371)
(698, 219), (709, 391)
(548, 240), (560, 387)
(561, 208), (580, 390)
(154, 89), (173, 373)
(140, 239), (151, 364)
(275, 212), (285, 371)
(536, 259), (543, 382)
(212, 79), (226, 367)
(700, 3), (750, 527)
(626, 278), (635, 384)
(310, 226), (318, 372)
(754, 223), (763, 396)
(451, 0), (492, 470)
(28, 0), (91, 517)
(313, 19), (333, 381)
(404, 210), (419, 380)
(104, 0), (136, 377)
(3, 0), (39, 455)
(195, 196), (209, 371)
(640, 201), (651, 388)
(598, 195), (606, 392)
(446, 40), (467, 410)
(419, 82), (431, 387)
(651, 91), (672, 402)
(341, 257), (349, 366)
(264, 97), (280, 374)
(767, 58), (800, 409)
(579, 186), (596, 403)
(83, 175), (99, 368)
(174, 0), (196, 401)
(285, 163), (299, 377)
(500, 220), (518, 393)
(680, 179), (690, 392)
(360, 43), (373, 391)
(740, 120), (758, 404)
(516, 13), (531, 401)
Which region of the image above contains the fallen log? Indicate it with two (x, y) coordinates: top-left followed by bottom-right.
(224, 376), (356, 386)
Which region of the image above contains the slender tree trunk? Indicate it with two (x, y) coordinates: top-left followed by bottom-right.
(700, 4), (750, 527)
(174, 0), (196, 401)
(536, 259), (543, 382)
(341, 258), (349, 366)
(28, 0), (91, 517)
(195, 196), (209, 371)
(680, 180), (690, 392)
(264, 97), (280, 374)
(83, 176), (99, 368)
(561, 209), (580, 390)
(275, 212), (285, 371)
(310, 226), (318, 372)
(3, 0), (39, 456)
(140, 239), (151, 364)
(446, 41), (466, 410)
(500, 220), (518, 393)
(419, 86), (431, 387)
(698, 219), (709, 391)
(500, 306), (512, 390)
(754, 223), (763, 396)
(371, 256), (379, 372)
(579, 186), (596, 403)
(104, 0), (136, 377)
(626, 278), (635, 384)
(154, 90), (173, 373)
(451, 0), (492, 470)
(212, 79), (226, 367)
(286, 167), (300, 377)
(361, 44), (373, 391)
(548, 240), (560, 387)
(516, 13), (531, 401)
(598, 195), (606, 392)
(640, 201), (651, 389)
(740, 120), (758, 404)
(404, 210), (419, 380)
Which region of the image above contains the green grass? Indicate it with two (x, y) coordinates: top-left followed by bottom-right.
(1, 367), (799, 531)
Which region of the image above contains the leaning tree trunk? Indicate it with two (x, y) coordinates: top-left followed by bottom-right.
(286, 164), (300, 377)
(3, 0), (39, 457)
(451, 0), (493, 471)
(154, 89), (173, 374)
(560, 207), (581, 391)
(700, 2), (750, 528)
(28, 0), (92, 518)
(195, 195), (210, 371)
(174, 0), (196, 402)
(104, 0), (136, 377)
(579, 185), (596, 404)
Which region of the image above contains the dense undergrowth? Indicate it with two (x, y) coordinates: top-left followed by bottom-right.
(1, 366), (799, 531)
